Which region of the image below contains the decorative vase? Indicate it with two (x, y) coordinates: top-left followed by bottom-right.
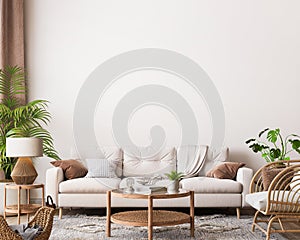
(167, 180), (179, 193)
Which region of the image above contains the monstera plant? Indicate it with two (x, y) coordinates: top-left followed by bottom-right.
(0, 66), (60, 179)
(246, 128), (300, 162)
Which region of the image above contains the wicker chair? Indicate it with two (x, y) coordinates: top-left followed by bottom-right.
(0, 207), (55, 240)
(246, 160), (300, 240)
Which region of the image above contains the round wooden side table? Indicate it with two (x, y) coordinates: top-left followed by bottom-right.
(3, 183), (45, 224)
(106, 189), (194, 240)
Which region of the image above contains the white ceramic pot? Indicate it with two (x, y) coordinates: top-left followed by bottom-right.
(167, 180), (179, 193)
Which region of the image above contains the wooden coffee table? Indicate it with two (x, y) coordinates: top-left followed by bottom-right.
(106, 189), (194, 240)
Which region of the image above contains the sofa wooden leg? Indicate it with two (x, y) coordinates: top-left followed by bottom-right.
(236, 208), (240, 219)
(59, 207), (63, 219)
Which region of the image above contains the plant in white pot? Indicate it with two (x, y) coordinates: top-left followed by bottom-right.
(165, 171), (184, 193)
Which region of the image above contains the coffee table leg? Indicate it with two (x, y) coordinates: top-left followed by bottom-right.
(106, 191), (111, 237)
(190, 191), (195, 237)
(148, 196), (153, 240)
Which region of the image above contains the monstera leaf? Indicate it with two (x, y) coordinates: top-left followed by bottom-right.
(246, 128), (300, 162)
(267, 129), (280, 143)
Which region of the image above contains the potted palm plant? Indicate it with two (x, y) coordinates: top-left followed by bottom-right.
(0, 66), (60, 179)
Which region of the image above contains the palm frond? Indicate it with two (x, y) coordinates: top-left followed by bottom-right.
(0, 66), (26, 97)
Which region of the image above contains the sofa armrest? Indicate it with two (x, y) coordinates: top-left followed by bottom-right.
(236, 167), (253, 207)
(46, 167), (64, 206)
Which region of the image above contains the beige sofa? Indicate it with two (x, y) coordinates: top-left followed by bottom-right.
(46, 145), (253, 218)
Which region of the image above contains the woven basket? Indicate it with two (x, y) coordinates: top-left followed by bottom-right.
(0, 207), (55, 240)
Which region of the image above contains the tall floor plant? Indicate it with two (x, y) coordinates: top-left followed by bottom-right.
(0, 66), (60, 178)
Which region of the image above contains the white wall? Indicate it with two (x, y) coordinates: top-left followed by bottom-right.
(24, 0), (300, 187)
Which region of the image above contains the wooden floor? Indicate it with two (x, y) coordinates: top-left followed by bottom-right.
(4, 211), (300, 240)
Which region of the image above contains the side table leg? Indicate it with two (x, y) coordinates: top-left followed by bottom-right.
(17, 186), (21, 225)
(148, 196), (153, 240)
(190, 191), (195, 237)
(41, 185), (45, 206)
(106, 191), (111, 237)
(3, 185), (7, 219)
(27, 189), (30, 222)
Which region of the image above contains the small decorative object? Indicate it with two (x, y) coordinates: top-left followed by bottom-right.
(245, 128), (300, 162)
(165, 171), (184, 193)
(6, 137), (43, 185)
(125, 177), (135, 193)
(136, 175), (163, 186)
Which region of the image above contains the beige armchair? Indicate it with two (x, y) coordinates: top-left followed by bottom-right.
(246, 160), (300, 240)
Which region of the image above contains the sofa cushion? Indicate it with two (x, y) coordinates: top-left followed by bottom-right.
(123, 147), (176, 177)
(59, 178), (121, 193)
(180, 176), (242, 193)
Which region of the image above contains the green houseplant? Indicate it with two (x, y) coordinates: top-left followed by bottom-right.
(165, 170), (184, 193)
(165, 170), (184, 180)
(245, 128), (300, 162)
(0, 66), (60, 179)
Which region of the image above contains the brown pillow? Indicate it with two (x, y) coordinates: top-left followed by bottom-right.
(51, 160), (88, 180)
(261, 166), (293, 191)
(206, 162), (246, 179)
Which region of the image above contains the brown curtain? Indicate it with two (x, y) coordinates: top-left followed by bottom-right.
(0, 0), (24, 69)
(0, 0), (25, 103)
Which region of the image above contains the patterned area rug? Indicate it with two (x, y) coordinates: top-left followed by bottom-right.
(50, 214), (287, 240)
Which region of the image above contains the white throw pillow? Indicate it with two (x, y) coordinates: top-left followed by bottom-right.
(85, 158), (117, 178)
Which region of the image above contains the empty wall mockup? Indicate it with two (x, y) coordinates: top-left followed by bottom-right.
(24, 0), (300, 188)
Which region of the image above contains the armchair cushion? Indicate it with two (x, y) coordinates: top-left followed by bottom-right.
(290, 170), (300, 192)
(246, 191), (268, 211)
(246, 190), (300, 212)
